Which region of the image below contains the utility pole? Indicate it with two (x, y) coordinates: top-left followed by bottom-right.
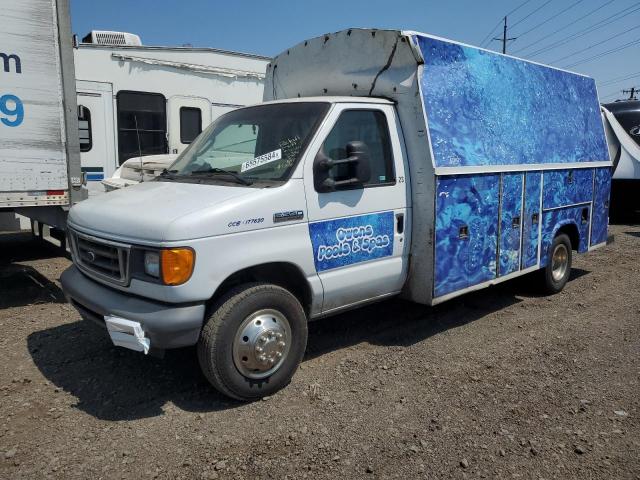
(493, 16), (517, 54)
(622, 87), (638, 100)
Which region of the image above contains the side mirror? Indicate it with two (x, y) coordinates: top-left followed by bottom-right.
(313, 141), (371, 193)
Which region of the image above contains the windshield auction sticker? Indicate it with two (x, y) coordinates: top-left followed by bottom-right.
(241, 149), (282, 173)
(308, 212), (394, 272)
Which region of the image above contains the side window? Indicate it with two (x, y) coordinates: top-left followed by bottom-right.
(116, 91), (167, 164)
(78, 105), (92, 152)
(180, 107), (202, 144)
(322, 110), (395, 186)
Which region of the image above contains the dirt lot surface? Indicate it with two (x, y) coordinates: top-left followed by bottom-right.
(0, 224), (638, 480)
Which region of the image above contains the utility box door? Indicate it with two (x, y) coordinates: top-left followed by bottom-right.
(521, 171), (542, 269)
(498, 173), (524, 276)
(434, 174), (500, 297)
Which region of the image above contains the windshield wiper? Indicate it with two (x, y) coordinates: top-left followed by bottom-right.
(189, 167), (253, 186)
(158, 169), (181, 180)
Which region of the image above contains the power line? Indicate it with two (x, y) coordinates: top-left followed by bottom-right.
(550, 23), (640, 65)
(510, 0), (554, 30)
(511, 0), (584, 40)
(599, 71), (640, 88)
(512, 0), (614, 54)
(524, 3), (640, 58)
(479, 0), (534, 47)
(562, 36), (640, 69)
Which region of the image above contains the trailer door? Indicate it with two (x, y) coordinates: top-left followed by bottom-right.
(76, 81), (115, 196)
(167, 95), (212, 155)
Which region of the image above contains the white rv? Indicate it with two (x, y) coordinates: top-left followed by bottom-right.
(73, 32), (269, 194)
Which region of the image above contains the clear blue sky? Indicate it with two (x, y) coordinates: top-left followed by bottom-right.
(70, 0), (640, 102)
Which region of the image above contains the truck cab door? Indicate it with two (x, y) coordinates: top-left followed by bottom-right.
(167, 96), (212, 155)
(303, 103), (410, 314)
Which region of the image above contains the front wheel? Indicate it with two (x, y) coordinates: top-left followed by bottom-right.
(197, 283), (308, 401)
(541, 233), (572, 294)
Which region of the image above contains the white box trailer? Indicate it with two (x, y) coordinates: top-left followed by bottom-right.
(73, 34), (269, 194)
(0, 0), (84, 232)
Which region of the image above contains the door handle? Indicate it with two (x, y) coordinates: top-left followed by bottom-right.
(396, 213), (404, 234)
(458, 225), (469, 239)
(512, 216), (521, 229)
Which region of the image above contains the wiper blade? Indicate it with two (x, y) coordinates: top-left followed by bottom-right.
(189, 167), (253, 185)
(158, 169), (181, 180)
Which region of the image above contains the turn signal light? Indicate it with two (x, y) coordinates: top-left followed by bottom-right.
(160, 248), (195, 285)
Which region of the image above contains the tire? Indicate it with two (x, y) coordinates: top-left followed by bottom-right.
(541, 233), (572, 294)
(197, 283), (308, 401)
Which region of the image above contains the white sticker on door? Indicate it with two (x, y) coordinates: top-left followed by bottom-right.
(240, 149), (282, 173)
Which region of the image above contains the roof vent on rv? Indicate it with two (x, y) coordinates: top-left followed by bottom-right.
(82, 31), (142, 46)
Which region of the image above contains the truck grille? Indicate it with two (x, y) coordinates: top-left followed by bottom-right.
(69, 230), (131, 286)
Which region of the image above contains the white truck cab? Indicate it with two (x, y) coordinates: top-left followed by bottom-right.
(61, 29), (612, 400)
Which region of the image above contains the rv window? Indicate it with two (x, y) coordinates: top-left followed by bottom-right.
(116, 91), (167, 164)
(180, 107), (202, 144)
(322, 110), (395, 186)
(78, 105), (92, 153)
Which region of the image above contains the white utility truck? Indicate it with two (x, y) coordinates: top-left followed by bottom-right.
(61, 29), (612, 400)
(0, 0), (85, 235)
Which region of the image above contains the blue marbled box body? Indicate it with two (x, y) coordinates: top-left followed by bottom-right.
(433, 167), (609, 298)
(417, 36), (609, 169)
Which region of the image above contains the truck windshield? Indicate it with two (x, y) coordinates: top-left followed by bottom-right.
(167, 102), (330, 184)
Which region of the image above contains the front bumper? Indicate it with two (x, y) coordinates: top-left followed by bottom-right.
(60, 266), (206, 349)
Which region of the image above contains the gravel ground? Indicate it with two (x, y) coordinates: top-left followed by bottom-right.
(0, 224), (638, 479)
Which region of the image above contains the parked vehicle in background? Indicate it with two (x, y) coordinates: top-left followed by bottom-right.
(61, 29), (612, 401)
(73, 32), (269, 194)
(601, 100), (640, 218)
(0, 0), (85, 238)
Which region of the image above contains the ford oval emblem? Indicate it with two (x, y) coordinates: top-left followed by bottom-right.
(87, 251), (96, 262)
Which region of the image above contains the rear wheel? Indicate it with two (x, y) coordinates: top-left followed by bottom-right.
(541, 233), (572, 294)
(197, 283), (308, 401)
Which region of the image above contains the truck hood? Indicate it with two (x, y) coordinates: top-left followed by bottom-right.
(68, 181), (255, 242)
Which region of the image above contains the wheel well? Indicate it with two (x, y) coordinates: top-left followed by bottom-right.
(556, 223), (580, 251)
(210, 263), (312, 316)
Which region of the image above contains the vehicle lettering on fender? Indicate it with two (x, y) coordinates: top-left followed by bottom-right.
(308, 212), (394, 272)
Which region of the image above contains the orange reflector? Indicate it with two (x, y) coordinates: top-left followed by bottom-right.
(160, 248), (195, 285)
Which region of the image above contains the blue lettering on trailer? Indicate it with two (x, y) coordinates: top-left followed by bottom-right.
(0, 94), (24, 127)
(309, 212), (394, 272)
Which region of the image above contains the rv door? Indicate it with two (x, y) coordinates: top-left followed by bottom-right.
(76, 81), (116, 196)
(168, 96), (212, 155)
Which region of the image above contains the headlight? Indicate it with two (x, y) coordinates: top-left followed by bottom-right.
(160, 248), (195, 285)
(144, 251), (160, 277)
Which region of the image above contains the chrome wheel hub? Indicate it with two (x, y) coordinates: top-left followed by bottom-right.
(232, 309), (291, 379)
(551, 243), (568, 282)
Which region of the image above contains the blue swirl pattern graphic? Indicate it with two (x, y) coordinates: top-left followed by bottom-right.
(417, 36), (608, 168)
(590, 167), (611, 246)
(434, 174), (499, 297)
(499, 173), (523, 276)
(522, 171), (542, 269)
(540, 206), (590, 267)
(543, 169), (594, 209)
